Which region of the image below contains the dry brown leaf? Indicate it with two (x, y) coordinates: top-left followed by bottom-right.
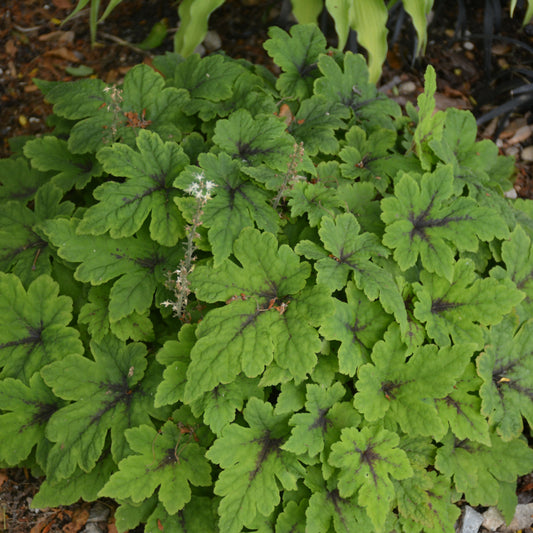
(43, 47), (80, 62)
(52, 0), (72, 8)
(5, 39), (17, 57)
(38, 31), (75, 44)
(62, 505), (90, 533)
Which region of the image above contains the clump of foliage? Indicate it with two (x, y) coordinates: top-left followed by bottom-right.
(1, 23), (533, 533)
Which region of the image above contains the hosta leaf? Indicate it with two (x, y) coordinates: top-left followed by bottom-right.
(382, 167), (509, 281)
(206, 398), (305, 533)
(477, 316), (533, 440)
(353, 325), (473, 437)
(0, 183), (74, 285)
(0, 274), (83, 383)
(23, 136), (103, 191)
(435, 430), (533, 521)
(315, 53), (401, 130)
(263, 24), (326, 99)
(77, 129), (188, 246)
(184, 228), (334, 402)
(328, 424), (413, 531)
(41, 334), (165, 480)
(42, 218), (181, 322)
(212, 109), (295, 170)
(31, 454), (116, 508)
(175, 152), (279, 264)
(319, 282), (391, 376)
(413, 258), (524, 348)
(296, 213), (406, 329)
(0, 374), (65, 465)
(0, 156), (52, 203)
(282, 382), (346, 458)
(99, 422), (212, 515)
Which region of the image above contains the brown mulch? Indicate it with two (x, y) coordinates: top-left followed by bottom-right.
(1, 1), (533, 532)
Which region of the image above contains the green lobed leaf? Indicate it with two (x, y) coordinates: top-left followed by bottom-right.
(77, 129), (188, 246)
(353, 324), (473, 438)
(42, 218), (182, 321)
(206, 398), (305, 533)
(319, 282), (392, 376)
(382, 166), (509, 282)
(175, 152), (280, 264)
(477, 315), (533, 441)
(31, 454), (116, 508)
(282, 382), (346, 458)
(0, 374), (65, 465)
(328, 424), (413, 531)
(263, 24), (326, 99)
(99, 421), (212, 515)
(0, 183), (74, 286)
(413, 258), (524, 348)
(304, 465), (375, 532)
(184, 227), (334, 402)
(315, 52), (401, 130)
(287, 95), (348, 155)
(212, 109), (296, 171)
(41, 335), (164, 480)
(0, 156), (52, 203)
(435, 430), (533, 521)
(0, 273), (83, 383)
(23, 136), (103, 191)
(501, 224), (533, 319)
(296, 213), (407, 330)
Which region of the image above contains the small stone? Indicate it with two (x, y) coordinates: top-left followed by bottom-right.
(398, 81), (416, 95)
(482, 507), (505, 530)
(459, 506), (484, 533)
(463, 41), (475, 50)
(521, 145), (533, 162)
(203, 30), (222, 51)
(504, 188), (518, 199)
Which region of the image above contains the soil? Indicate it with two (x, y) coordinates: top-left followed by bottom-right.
(1, 1), (533, 532)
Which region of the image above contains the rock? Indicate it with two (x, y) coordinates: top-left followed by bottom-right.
(459, 506), (484, 533)
(482, 507), (505, 530)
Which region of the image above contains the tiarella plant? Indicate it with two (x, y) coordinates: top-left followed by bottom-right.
(1, 23), (533, 533)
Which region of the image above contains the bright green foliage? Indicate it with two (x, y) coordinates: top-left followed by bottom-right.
(100, 421), (212, 514)
(0, 274), (83, 383)
(413, 259), (523, 348)
(354, 325), (474, 438)
(184, 227), (333, 401)
(206, 398), (305, 533)
(42, 218), (181, 321)
(477, 316), (533, 440)
(0, 374), (65, 465)
(41, 335), (166, 480)
(77, 129), (188, 246)
(1, 23), (532, 533)
(0, 183), (73, 285)
(264, 24), (326, 99)
(23, 136), (103, 191)
(329, 424), (413, 531)
(382, 167), (509, 282)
